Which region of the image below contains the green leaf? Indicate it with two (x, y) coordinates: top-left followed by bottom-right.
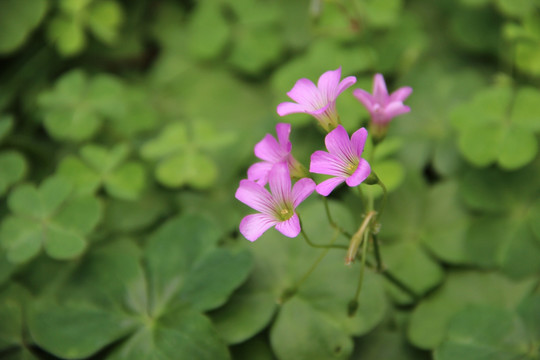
(0, 151), (27, 196)
(0, 284), (30, 352)
(495, 0), (537, 18)
(47, 16), (86, 56)
(407, 270), (536, 350)
(186, 1), (230, 60)
(0, 0), (48, 54)
(156, 151), (218, 189)
(361, 0), (403, 28)
(0, 115), (14, 141)
(434, 306), (531, 360)
(87, 0), (124, 44)
(0, 176), (101, 263)
(140, 122), (187, 160)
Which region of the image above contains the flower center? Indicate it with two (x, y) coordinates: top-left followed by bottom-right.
(277, 206), (294, 221)
(345, 159), (359, 176)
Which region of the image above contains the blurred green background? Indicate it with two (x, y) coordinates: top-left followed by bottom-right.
(1, 0), (540, 359)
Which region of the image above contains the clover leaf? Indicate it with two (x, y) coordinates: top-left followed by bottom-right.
(141, 121), (235, 189)
(47, 0), (124, 56)
(186, 0), (230, 60)
(451, 84), (540, 170)
(212, 200), (387, 359)
(57, 143), (146, 200)
(0, 0), (47, 54)
(0, 176), (101, 264)
(28, 215), (252, 359)
(37, 69), (126, 142)
(504, 14), (540, 76)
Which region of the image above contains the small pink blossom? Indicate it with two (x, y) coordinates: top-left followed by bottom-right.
(277, 68), (357, 132)
(247, 123), (304, 186)
(353, 74), (412, 138)
(310, 125), (371, 196)
(236, 163), (315, 242)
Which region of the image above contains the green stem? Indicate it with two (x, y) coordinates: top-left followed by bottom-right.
(364, 258), (419, 301)
(280, 229), (339, 303)
(345, 210), (376, 264)
(372, 233), (383, 272)
(376, 176), (388, 220)
(301, 228), (347, 250)
(323, 197), (352, 238)
(348, 228), (370, 316)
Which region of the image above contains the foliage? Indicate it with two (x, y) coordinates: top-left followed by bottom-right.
(0, 0), (539, 359)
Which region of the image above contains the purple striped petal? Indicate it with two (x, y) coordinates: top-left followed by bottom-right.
(275, 213), (301, 238)
(384, 102), (410, 119)
(345, 159), (371, 187)
(239, 213), (278, 241)
(286, 78), (320, 109)
(275, 123), (292, 148)
(310, 151), (346, 177)
(268, 163), (291, 206)
(316, 177), (346, 196)
(353, 88), (375, 111)
(317, 68), (342, 102)
(247, 162), (273, 185)
(291, 177), (316, 208)
(277, 102), (308, 116)
(351, 127), (368, 158)
(390, 86), (412, 102)
(235, 180), (274, 214)
(324, 125), (355, 162)
(337, 76), (357, 96)
(373, 74), (389, 104)
(254, 134), (283, 162)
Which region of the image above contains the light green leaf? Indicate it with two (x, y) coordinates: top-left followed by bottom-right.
(87, 0), (124, 44)
(156, 151), (218, 189)
(0, 151), (27, 196)
(0, 0), (48, 54)
(0, 115), (14, 141)
(434, 306), (531, 360)
(47, 16), (86, 56)
(0, 284), (31, 352)
(186, 1), (230, 60)
(140, 122), (187, 159)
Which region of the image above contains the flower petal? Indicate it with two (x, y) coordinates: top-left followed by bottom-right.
(310, 151), (346, 177)
(353, 88), (375, 111)
(268, 162), (292, 206)
(324, 125), (355, 162)
(291, 177), (316, 208)
(337, 75), (357, 95)
(239, 213), (278, 241)
(316, 177), (346, 196)
(345, 159), (371, 187)
(277, 102), (308, 116)
(317, 68), (342, 102)
(247, 161), (273, 185)
(286, 78), (321, 110)
(390, 86), (412, 102)
(384, 102), (410, 119)
(275, 213), (301, 238)
(235, 180), (274, 214)
(254, 134), (283, 162)
(275, 123), (292, 149)
(351, 127), (368, 158)
(373, 74), (389, 104)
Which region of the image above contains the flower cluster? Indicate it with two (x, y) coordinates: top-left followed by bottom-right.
(236, 68), (411, 241)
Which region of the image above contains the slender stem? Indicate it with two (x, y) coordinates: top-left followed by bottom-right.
(280, 230), (340, 303)
(376, 177), (388, 220)
(323, 197), (353, 238)
(345, 210), (376, 264)
(301, 228), (347, 250)
(371, 233), (383, 272)
(348, 228), (370, 316)
(364, 258), (419, 301)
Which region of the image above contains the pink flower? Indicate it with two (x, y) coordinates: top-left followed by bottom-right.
(353, 74), (412, 137)
(236, 163), (315, 241)
(277, 68), (357, 132)
(247, 123), (304, 186)
(310, 125), (371, 196)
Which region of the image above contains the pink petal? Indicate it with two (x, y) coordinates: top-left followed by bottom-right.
(336, 76), (357, 95)
(235, 180), (274, 214)
(390, 86), (412, 102)
(286, 78), (321, 110)
(317, 68), (342, 102)
(373, 74), (389, 104)
(291, 177), (316, 208)
(353, 88), (375, 111)
(316, 177), (346, 196)
(351, 127), (368, 158)
(345, 159), (371, 187)
(277, 102), (308, 116)
(384, 102), (410, 119)
(275, 123), (292, 148)
(310, 151), (346, 177)
(268, 162), (292, 206)
(247, 162), (273, 185)
(239, 213), (278, 241)
(324, 125), (355, 162)
(254, 134), (283, 162)
(275, 213), (301, 238)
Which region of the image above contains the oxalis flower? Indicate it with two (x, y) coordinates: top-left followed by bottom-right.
(310, 125), (371, 196)
(247, 123), (304, 186)
(277, 67), (357, 132)
(353, 73), (412, 139)
(236, 163), (315, 241)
